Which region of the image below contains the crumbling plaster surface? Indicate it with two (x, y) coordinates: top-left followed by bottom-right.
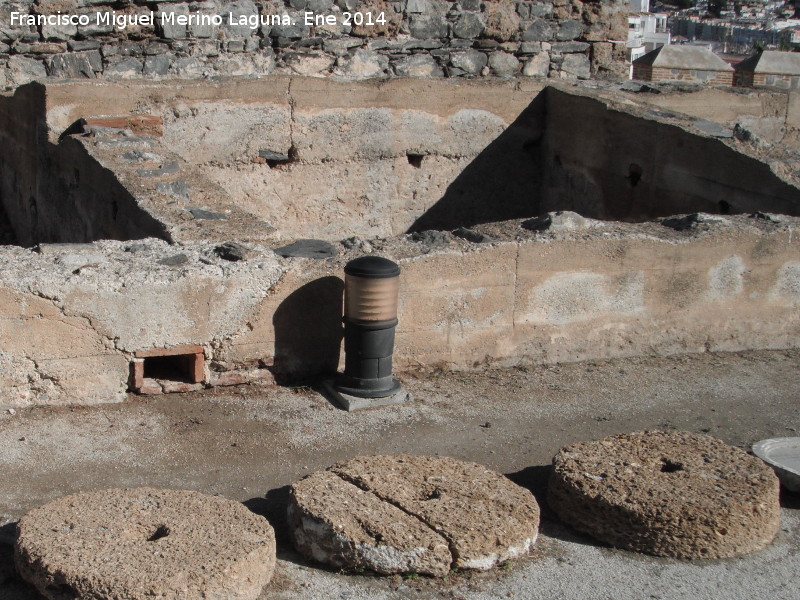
(0, 240), (285, 407)
(35, 77), (800, 244)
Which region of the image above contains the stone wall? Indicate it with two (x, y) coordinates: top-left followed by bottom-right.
(0, 0), (628, 87)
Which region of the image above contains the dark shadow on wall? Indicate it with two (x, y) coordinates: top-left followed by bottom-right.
(540, 87), (800, 221)
(410, 85), (800, 230)
(407, 90), (548, 232)
(0, 82), (170, 246)
(272, 276), (344, 385)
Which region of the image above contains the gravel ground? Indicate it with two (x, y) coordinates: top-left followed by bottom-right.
(0, 349), (798, 599)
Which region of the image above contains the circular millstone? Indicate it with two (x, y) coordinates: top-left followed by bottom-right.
(14, 488), (276, 600)
(548, 430), (781, 559)
(288, 454), (540, 576)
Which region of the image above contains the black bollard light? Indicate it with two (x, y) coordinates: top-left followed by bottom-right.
(328, 256), (410, 410)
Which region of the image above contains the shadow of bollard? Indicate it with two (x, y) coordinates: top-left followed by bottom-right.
(272, 276), (344, 385)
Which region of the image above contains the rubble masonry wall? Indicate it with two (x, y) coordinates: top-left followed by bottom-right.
(0, 0), (628, 88)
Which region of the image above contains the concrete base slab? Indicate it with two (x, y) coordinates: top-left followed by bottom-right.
(322, 380), (411, 411)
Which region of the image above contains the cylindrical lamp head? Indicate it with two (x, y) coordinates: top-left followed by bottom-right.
(344, 256), (400, 325)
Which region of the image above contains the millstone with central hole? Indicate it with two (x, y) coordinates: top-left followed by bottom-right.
(548, 430), (781, 559)
(14, 488), (276, 600)
(288, 454), (540, 577)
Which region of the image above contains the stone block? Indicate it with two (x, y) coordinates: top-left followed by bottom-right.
(157, 3), (190, 39)
(560, 53), (590, 79)
(41, 20), (77, 42)
(6, 56), (46, 86)
(556, 19), (583, 41)
(222, 0), (260, 39)
(144, 54), (172, 77)
(408, 14), (448, 39)
(522, 19), (554, 42)
(267, 11), (310, 38)
(523, 52), (550, 77)
(47, 53), (96, 79)
(282, 52), (335, 76)
(393, 53), (443, 77)
(335, 48), (389, 79)
(552, 41), (590, 54)
(452, 12), (485, 39)
(450, 49), (487, 75)
(488, 51), (520, 77)
(104, 57), (144, 78)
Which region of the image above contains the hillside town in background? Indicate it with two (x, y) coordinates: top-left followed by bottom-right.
(627, 0), (800, 61)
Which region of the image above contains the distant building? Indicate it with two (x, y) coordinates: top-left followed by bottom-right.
(734, 50), (800, 89)
(627, 0), (671, 62)
(632, 45), (735, 84)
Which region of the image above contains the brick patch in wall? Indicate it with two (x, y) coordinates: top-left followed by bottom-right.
(131, 344), (205, 394)
(81, 115), (164, 137)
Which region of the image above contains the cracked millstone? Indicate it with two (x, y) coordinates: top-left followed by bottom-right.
(288, 454), (540, 575)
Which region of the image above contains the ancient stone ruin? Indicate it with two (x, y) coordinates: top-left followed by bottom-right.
(1, 77), (799, 408)
(1, 1), (798, 597)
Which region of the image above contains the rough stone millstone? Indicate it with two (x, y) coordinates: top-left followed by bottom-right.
(548, 431), (781, 559)
(14, 488), (276, 600)
(289, 455), (540, 575)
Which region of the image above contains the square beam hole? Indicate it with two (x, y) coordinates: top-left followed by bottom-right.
(143, 354), (199, 382)
(131, 345), (205, 393)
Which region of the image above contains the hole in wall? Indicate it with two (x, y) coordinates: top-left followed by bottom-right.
(130, 346), (205, 394)
(142, 354), (198, 384)
(265, 145), (299, 169)
(628, 163), (643, 187)
(407, 153), (424, 168)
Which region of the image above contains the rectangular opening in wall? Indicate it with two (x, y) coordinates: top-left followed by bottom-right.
(131, 345), (205, 395)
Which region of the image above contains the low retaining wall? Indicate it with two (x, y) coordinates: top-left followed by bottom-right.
(0, 77), (799, 407)
(1, 215), (798, 408)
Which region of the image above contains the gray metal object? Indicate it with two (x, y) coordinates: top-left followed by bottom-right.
(752, 437), (800, 492)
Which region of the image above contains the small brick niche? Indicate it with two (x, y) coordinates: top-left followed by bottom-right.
(130, 345), (205, 395)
